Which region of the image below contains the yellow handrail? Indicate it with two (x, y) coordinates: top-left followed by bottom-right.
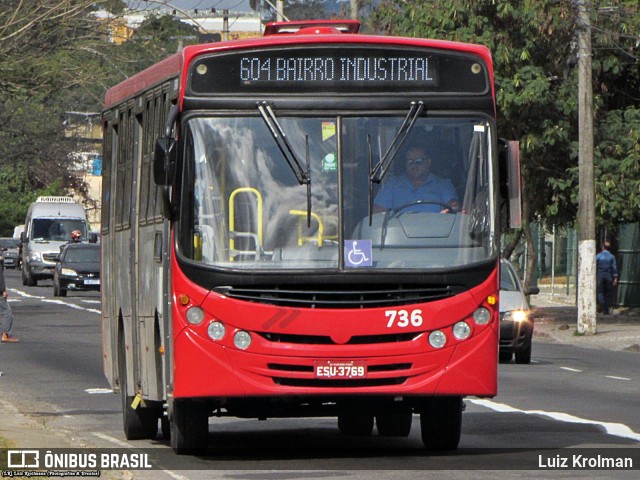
(229, 187), (263, 260)
(289, 210), (326, 247)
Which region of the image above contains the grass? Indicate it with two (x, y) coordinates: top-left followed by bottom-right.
(0, 435), (16, 470)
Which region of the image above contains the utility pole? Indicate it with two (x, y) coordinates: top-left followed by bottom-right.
(576, 0), (597, 335)
(276, 0), (284, 22)
(222, 9), (229, 41)
(350, 0), (359, 20)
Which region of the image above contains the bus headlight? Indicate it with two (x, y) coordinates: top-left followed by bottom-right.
(207, 321), (226, 340)
(186, 306), (204, 325)
(428, 330), (447, 349)
(234, 331), (252, 350)
(473, 307), (491, 325)
(453, 321), (471, 340)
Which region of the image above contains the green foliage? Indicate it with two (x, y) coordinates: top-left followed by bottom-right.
(0, 2), (199, 233)
(0, 164), (61, 236)
(371, 0), (640, 229)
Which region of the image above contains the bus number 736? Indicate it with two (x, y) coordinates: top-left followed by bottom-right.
(385, 309), (423, 328)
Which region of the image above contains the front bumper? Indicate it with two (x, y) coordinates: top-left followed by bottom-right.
(499, 318), (533, 353)
(59, 275), (101, 292)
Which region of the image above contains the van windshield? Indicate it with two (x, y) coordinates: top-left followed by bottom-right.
(31, 219), (87, 242)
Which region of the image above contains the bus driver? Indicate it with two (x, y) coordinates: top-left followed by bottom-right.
(373, 145), (459, 214)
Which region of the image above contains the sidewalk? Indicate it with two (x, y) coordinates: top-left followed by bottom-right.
(531, 291), (640, 353)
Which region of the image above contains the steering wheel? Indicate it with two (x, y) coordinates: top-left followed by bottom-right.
(388, 199), (458, 217)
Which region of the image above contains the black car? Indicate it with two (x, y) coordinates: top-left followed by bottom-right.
(53, 243), (101, 297)
(0, 238), (21, 269)
(499, 260), (539, 364)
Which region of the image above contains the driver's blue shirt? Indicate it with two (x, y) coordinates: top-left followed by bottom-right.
(374, 173), (458, 213)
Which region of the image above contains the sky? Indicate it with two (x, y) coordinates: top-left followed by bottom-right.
(125, 1), (254, 13)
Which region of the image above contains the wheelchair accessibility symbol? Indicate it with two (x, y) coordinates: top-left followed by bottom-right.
(345, 240), (373, 267)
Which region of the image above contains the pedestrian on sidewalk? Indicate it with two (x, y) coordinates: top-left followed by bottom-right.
(0, 261), (18, 342)
(596, 241), (618, 315)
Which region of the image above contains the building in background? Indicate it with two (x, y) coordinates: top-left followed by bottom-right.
(63, 112), (102, 232)
(95, 7), (262, 44)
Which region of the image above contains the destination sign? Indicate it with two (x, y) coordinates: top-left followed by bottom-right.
(188, 46), (488, 95)
(238, 55), (437, 84)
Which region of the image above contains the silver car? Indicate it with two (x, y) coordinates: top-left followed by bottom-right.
(0, 238), (21, 269)
(499, 259), (539, 364)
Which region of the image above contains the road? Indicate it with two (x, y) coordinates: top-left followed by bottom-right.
(1, 268), (638, 478)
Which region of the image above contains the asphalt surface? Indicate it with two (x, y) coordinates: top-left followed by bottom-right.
(1, 288), (638, 477)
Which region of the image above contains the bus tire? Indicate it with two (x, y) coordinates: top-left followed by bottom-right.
(118, 336), (159, 440)
(376, 412), (413, 437)
(337, 413), (374, 436)
(170, 399), (209, 455)
(420, 396), (462, 451)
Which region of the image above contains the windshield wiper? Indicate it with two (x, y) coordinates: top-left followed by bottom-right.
(257, 101), (313, 226)
(368, 101), (425, 223)
(370, 101), (425, 184)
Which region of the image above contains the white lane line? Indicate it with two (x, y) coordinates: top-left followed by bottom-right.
(85, 388), (113, 394)
(605, 375), (632, 381)
(42, 298), (101, 314)
(9, 288), (100, 314)
(470, 398), (640, 442)
(92, 432), (132, 448)
(9, 289), (43, 299)
(92, 433), (190, 480)
(559, 367), (582, 372)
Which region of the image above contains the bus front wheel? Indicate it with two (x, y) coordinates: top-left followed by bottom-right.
(170, 399), (209, 455)
(419, 396), (462, 451)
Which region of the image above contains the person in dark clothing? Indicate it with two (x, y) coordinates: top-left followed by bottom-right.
(596, 241), (618, 315)
(0, 262), (18, 342)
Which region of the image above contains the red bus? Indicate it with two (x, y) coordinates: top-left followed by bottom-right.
(101, 19), (521, 454)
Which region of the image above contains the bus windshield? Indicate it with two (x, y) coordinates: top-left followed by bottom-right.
(179, 114), (496, 270)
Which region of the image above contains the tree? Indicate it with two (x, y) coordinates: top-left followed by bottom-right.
(370, 0), (640, 285)
(263, 0), (331, 21)
(0, 0), (103, 235)
(0, 1), (199, 235)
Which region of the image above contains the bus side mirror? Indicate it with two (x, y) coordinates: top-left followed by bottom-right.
(20, 231), (28, 243)
(498, 139), (522, 229)
(88, 232), (99, 244)
(154, 137), (177, 186)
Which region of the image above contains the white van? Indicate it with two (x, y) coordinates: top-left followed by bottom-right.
(21, 197), (88, 286)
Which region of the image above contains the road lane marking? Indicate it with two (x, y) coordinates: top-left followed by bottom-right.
(10, 288), (100, 314)
(85, 388), (113, 394)
(92, 432), (133, 448)
(559, 367), (582, 372)
(93, 433), (190, 480)
(605, 375), (631, 381)
(42, 298), (101, 314)
(470, 398), (640, 442)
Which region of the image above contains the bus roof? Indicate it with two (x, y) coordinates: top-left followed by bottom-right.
(103, 26), (493, 110)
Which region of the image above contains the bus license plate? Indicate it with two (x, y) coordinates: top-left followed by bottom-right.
(314, 360), (367, 379)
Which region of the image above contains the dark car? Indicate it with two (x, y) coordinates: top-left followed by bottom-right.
(0, 238), (21, 269)
(499, 260), (539, 364)
(53, 243), (101, 297)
